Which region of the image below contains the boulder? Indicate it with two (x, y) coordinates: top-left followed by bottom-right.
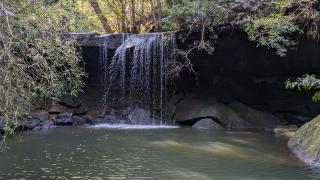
(174, 95), (248, 129)
(288, 115), (320, 168)
(192, 118), (225, 131)
(54, 112), (74, 126)
(30, 110), (49, 122)
(23, 118), (42, 130)
(229, 101), (284, 128)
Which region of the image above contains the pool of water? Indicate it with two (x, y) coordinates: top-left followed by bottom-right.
(0, 125), (319, 179)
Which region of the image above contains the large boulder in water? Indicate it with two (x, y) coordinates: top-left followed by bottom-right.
(229, 101), (284, 128)
(288, 115), (320, 168)
(192, 118), (225, 131)
(174, 95), (248, 129)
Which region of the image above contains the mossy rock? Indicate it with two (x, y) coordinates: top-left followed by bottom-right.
(288, 115), (320, 167)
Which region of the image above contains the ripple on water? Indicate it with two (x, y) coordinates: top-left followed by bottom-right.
(89, 124), (180, 129)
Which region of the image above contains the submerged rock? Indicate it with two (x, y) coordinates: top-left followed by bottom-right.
(288, 115), (320, 168)
(192, 118), (225, 131)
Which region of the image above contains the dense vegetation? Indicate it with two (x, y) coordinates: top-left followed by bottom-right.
(0, 1), (85, 135)
(0, 0), (319, 135)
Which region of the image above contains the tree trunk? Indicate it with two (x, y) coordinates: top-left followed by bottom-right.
(89, 0), (113, 33)
(130, 0), (137, 33)
(150, 0), (158, 31)
(156, 0), (162, 31)
(120, 0), (127, 32)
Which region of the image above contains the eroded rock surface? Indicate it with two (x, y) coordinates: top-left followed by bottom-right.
(192, 118), (225, 131)
(288, 115), (320, 168)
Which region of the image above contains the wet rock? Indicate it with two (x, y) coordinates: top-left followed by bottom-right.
(70, 107), (88, 115)
(72, 116), (87, 126)
(82, 115), (95, 124)
(174, 95), (247, 129)
(128, 106), (155, 125)
(23, 118), (42, 130)
(192, 118), (225, 131)
(54, 112), (73, 126)
(30, 110), (49, 122)
(229, 101), (284, 128)
(33, 120), (56, 130)
(273, 125), (298, 138)
(288, 115), (320, 168)
(49, 104), (68, 114)
(87, 109), (105, 119)
(59, 96), (81, 108)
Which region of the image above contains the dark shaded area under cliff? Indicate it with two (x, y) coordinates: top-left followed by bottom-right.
(76, 30), (320, 124)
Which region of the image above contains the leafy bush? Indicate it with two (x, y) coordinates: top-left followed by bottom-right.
(286, 75), (320, 101)
(0, 1), (85, 134)
(244, 14), (299, 56)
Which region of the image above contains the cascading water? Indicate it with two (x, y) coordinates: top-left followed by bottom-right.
(101, 33), (176, 124)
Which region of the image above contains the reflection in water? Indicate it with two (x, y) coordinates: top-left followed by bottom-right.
(0, 127), (319, 179)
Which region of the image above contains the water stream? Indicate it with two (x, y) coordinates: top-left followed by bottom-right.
(0, 127), (319, 179)
(102, 33), (176, 124)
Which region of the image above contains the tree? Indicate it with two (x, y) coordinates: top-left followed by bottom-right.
(89, 0), (113, 33)
(0, 1), (85, 135)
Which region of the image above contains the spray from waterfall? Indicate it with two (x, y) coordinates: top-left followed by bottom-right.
(101, 33), (176, 124)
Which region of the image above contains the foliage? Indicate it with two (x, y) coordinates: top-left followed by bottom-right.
(286, 75), (320, 101)
(244, 14), (299, 56)
(162, 0), (228, 77)
(0, 1), (85, 135)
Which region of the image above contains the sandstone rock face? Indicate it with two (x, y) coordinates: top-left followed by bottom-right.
(174, 95), (248, 129)
(192, 118), (225, 131)
(229, 101), (284, 128)
(174, 94), (286, 129)
(288, 115), (320, 168)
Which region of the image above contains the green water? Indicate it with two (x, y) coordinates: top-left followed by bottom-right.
(0, 125), (319, 179)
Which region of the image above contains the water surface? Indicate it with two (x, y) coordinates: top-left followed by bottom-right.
(0, 126), (319, 179)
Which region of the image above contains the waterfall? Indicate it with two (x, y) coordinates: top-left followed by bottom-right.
(101, 33), (176, 124)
